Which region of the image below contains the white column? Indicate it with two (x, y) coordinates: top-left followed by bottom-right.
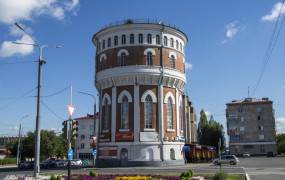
(176, 88), (180, 137)
(111, 87), (117, 142)
(134, 85), (140, 142)
(158, 84), (164, 161)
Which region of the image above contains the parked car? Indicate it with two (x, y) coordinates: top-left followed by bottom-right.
(213, 155), (239, 165)
(55, 159), (68, 167)
(18, 161), (34, 169)
(70, 159), (82, 166)
(40, 159), (57, 169)
(243, 153), (251, 157)
(267, 152), (275, 157)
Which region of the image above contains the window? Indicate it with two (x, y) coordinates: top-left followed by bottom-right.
(119, 52), (127, 66)
(81, 143), (85, 149)
(145, 95), (153, 129)
(257, 116), (261, 120)
(258, 125), (264, 131)
(167, 97), (173, 129)
(121, 34), (126, 44)
(80, 134), (85, 140)
(259, 134), (264, 140)
(103, 98), (109, 131)
(176, 40), (179, 49)
(179, 102), (183, 131)
(139, 34), (143, 44)
(147, 34), (152, 44)
(130, 34), (134, 44)
(114, 36), (118, 46)
(146, 52), (153, 65)
(107, 37), (111, 47)
(121, 96), (129, 129)
(180, 42), (182, 51)
(240, 127), (245, 131)
(156, 35), (160, 45)
(164, 36), (168, 46)
(102, 40), (105, 49)
(97, 41), (101, 51)
(100, 57), (105, 70)
(170, 55), (176, 69)
(170, 38), (174, 47)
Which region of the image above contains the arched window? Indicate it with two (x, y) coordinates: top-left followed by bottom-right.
(167, 97), (173, 129)
(107, 37), (111, 47)
(130, 34), (134, 44)
(100, 57), (105, 70)
(146, 52), (153, 65)
(139, 34), (143, 44)
(121, 34), (126, 44)
(97, 41), (101, 51)
(144, 95), (153, 129)
(147, 34), (152, 44)
(176, 40), (179, 49)
(120, 52), (127, 66)
(103, 98), (109, 131)
(102, 40), (105, 49)
(114, 36), (118, 46)
(170, 55), (176, 69)
(121, 96), (129, 129)
(156, 35), (160, 45)
(170, 38), (174, 47)
(164, 36), (168, 46)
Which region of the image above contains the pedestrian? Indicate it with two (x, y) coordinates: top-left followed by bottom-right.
(181, 145), (190, 165)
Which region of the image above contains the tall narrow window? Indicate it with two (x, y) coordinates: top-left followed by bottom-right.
(170, 55), (176, 69)
(156, 35), (160, 45)
(164, 36), (168, 46)
(114, 36), (118, 46)
(146, 52), (153, 65)
(147, 34), (152, 44)
(121, 96), (129, 129)
(130, 34), (134, 44)
(170, 38), (174, 47)
(167, 97), (173, 129)
(176, 40), (179, 49)
(102, 40), (105, 49)
(122, 34), (126, 44)
(145, 95), (153, 129)
(98, 42), (101, 51)
(103, 98), (109, 131)
(120, 52), (127, 66)
(139, 34), (143, 44)
(179, 102), (183, 132)
(180, 42), (182, 51)
(107, 37), (111, 47)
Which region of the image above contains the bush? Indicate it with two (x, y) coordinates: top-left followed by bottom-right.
(0, 158), (17, 165)
(89, 170), (97, 177)
(50, 175), (56, 180)
(180, 170), (193, 179)
(213, 171), (228, 180)
(56, 175), (62, 180)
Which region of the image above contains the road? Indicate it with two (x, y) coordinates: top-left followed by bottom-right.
(1, 157), (284, 179)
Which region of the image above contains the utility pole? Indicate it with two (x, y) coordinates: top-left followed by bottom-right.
(16, 123), (22, 166)
(13, 23), (62, 178)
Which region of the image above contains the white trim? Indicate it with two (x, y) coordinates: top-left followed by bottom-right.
(167, 129), (175, 132)
(99, 53), (107, 62)
(143, 48), (156, 55)
(134, 85), (140, 142)
(141, 90), (157, 103)
(118, 128), (130, 132)
(102, 93), (111, 105)
(230, 141), (276, 145)
(117, 90), (132, 103)
(164, 91), (175, 104)
(176, 89), (180, 136)
(102, 129), (109, 133)
(168, 51), (177, 59)
(117, 49), (129, 56)
(144, 128), (156, 132)
(111, 87), (117, 142)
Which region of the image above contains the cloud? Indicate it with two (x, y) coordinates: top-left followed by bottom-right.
(185, 62), (193, 71)
(221, 21), (245, 44)
(0, 0), (80, 24)
(276, 117), (285, 134)
(261, 2), (285, 22)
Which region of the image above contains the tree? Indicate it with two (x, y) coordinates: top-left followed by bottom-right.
(197, 109), (208, 145)
(277, 133), (285, 154)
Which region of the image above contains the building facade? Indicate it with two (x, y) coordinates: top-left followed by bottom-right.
(226, 97), (277, 156)
(183, 95), (197, 144)
(92, 20), (189, 167)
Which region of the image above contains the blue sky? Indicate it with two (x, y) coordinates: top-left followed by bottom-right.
(0, 0), (285, 138)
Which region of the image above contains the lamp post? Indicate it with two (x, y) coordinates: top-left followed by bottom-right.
(77, 91), (98, 167)
(13, 23), (62, 178)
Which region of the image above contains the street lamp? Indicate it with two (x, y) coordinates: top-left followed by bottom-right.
(13, 22), (62, 178)
(77, 91), (98, 167)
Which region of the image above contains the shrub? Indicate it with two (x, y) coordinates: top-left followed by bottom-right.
(56, 175), (62, 180)
(180, 170), (193, 179)
(213, 171), (228, 180)
(89, 170), (97, 177)
(50, 175), (56, 180)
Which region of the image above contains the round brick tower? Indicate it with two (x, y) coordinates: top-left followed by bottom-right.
(92, 19), (188, 167)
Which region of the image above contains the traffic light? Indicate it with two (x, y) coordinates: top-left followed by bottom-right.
(62, 120), (68, 139)
(72, 120), (78, 139)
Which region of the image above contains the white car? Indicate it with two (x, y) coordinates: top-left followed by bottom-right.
(213, 155), (239, 165)
(70, 159), (82, 166)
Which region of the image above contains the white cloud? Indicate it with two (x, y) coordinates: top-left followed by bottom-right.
(185, 62), (193, 71)
(226, 22), (239, 39)
(0, 0), (80, 24)
(276, 117), (285, 134)
(261, 2), (285, 22)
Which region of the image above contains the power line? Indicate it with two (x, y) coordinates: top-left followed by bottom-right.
(41, 86), (70, 98)
(251, 0), (285, 96)
(41, 101), (65, 121)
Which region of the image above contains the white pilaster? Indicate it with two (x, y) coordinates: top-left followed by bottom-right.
(176, 88), (180, 136)
(134, 85), (140, 142)
(158, 84), (164, 161)
(111, 87), (117, 142)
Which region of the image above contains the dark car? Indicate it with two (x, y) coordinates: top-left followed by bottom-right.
(18, 161), (34, 169)
(40, 159), (57, 169)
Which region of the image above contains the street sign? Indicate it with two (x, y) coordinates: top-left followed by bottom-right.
(92, 149), (97, 156)
(68, 148), (73, 160)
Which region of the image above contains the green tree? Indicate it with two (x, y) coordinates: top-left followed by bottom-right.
(197, 109), (208, 145)
(277, 133), (285, 154)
